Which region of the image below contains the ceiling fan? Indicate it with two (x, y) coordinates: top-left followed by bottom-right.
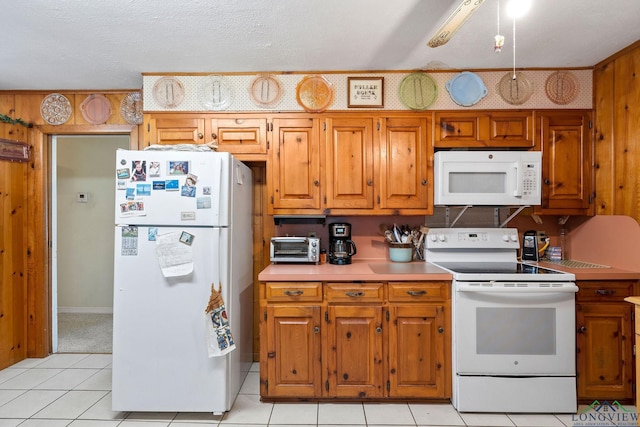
(427, 0), (486, 48)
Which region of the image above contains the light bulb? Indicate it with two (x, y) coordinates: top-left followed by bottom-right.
(494, 34), (505, 52)
(506, 0), (532, 18)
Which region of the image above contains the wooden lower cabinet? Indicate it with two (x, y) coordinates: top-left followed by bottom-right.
(576, 281), (636, 402)
(260, 280), (450, 400)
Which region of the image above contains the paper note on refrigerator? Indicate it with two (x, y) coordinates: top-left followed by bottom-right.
(155, 231), (194, 277)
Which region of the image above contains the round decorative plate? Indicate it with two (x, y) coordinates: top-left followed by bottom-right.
(498, 71), (533, 105)
(152, 76), (185, 109)
(296, 75), (334, 112)
(250, 74), (283, 108)
(80, 94), (112, 124)
(198, 75), (234, 110)
(398, 72), (437, 110)
(445, 71), (488, 107)
(545, 71), (579, 105)
(120, 92), (143, 125)
(41, 93), (72, 125)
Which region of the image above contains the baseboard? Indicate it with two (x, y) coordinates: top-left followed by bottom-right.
(58, 306), (113, 314)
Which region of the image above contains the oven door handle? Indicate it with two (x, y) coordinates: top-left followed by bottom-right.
(457, 283), (578, 293)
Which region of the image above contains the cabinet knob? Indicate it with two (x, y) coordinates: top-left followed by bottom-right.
(376, 327), (382, 333)
(284, 289), (304, 296)
(544, 179), (551, 185)
(579, 326), (587, 333)
(198, 133), (204, 139)
(421, 179), (427, 185)
(367, 180), (373, 186)
(211, 133), (217, 140)
(314, 326), (320, 334)
(438, 327), (444, 334)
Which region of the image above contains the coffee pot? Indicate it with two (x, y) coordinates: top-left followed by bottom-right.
(328, 222), (357, 265)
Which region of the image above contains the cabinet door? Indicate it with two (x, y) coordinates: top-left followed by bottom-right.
(388, 304), (447, 398)
(434, 111), (534, 148)
(576, 302), (634, 401)
(145, 114), (205, 146)
(207, 117), (267, 155)
(263, 305), (322, 397)
(324, 117), (374, 209)
(269, 118), (321, 212)
(378, 117), (431, 211)
(536, 111), (593, 215)
(326, 305), (384, 397)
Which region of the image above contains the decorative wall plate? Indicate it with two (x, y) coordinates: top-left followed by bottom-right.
(296, 75), (334, 112)
(198, 75), (234, 110)
(498, 72), (533, 105)
(80, 93), (112, 124)
(249, 74), (282, 108)
(120, 92), (143, 125)
(152, 77), (185, 109)
(398, 72), (437, 110)
(40, 93), (72, 125)
(446, 71), (488, 107)
(545, 71), (579, 105)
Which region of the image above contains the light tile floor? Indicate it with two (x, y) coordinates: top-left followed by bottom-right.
(0, 353), (622, 426)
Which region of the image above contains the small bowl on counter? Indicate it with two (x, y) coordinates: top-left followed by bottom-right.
(388, 242), (413, 262)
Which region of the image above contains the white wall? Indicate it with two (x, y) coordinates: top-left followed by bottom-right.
(57, 135), (129, 312)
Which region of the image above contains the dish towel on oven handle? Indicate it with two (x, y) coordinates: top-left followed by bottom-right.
(205, 283), (236, 357)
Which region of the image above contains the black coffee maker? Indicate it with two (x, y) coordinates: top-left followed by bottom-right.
(328, 222), (357, 265)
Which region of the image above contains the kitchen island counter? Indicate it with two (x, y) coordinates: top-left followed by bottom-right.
(258, 260), (452, 282)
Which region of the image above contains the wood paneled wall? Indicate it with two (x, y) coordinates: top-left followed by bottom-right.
(594, 40), (640, 222)
(0, 91), (138, 369)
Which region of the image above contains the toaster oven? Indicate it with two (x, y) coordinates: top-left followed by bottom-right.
(270, 237), (320, 264)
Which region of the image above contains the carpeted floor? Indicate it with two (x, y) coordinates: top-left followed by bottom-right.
(57, 313), (113, 353)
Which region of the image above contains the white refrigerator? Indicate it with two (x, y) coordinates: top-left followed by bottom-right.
(112, 149), (253, 413)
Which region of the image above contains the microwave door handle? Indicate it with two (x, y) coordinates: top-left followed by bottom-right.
(513, 161), (523, 197)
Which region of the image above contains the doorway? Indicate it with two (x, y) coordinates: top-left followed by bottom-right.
(51, 135), (129, 353)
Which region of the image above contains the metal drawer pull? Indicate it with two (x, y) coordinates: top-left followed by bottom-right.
(345, 291), (365, 297)
(284, 289), (304, 296)
(595, 289), (616, 295)
(407, 290), (427, 296)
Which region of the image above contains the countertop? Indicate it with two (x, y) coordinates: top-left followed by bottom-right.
(259, 259), (640, 282)
(536, 260), (640, 281)
(258, 260), (452, 282)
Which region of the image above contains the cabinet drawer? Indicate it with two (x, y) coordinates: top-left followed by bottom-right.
(388, 282), (448, 302)
(576, 281), (635, 302)
(325, 283), (384, 303)
(266, 282), (323, 302)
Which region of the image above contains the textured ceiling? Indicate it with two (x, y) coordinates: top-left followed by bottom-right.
(2, 0), (639, 90)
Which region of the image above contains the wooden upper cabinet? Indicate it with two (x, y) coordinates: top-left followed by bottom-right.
(324, 117), (375, 210)
(269, 117), (322, 212)
(207, 117), (267, 155)
(434, 111), (534, 148)
(535, 111), (594, 215)
(378, 117), (431, 211)
(145, 114), (205, 146)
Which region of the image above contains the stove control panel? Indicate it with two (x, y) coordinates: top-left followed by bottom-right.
(426, 228), (520, 250)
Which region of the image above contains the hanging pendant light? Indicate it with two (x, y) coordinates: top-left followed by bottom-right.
(494, 0), (504, 52)
(512, 17), (517, 79)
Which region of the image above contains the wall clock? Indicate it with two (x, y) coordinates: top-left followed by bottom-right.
(152, 77), (185, 109)
(249, 74), (282, 108)
(296, 75), (334, 112)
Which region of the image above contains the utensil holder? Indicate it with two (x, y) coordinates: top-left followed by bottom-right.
(388, 243), (413, 262)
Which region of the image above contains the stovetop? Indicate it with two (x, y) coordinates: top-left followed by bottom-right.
(425, 228), (575, 282)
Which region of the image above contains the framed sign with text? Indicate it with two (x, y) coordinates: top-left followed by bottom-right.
(0, 138), (30, 162)
(348, 77), (384, 108)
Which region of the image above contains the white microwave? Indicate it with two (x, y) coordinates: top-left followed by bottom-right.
(434, 151), (542, 206)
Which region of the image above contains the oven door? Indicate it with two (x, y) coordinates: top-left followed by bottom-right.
(454, 281), (577, 376)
